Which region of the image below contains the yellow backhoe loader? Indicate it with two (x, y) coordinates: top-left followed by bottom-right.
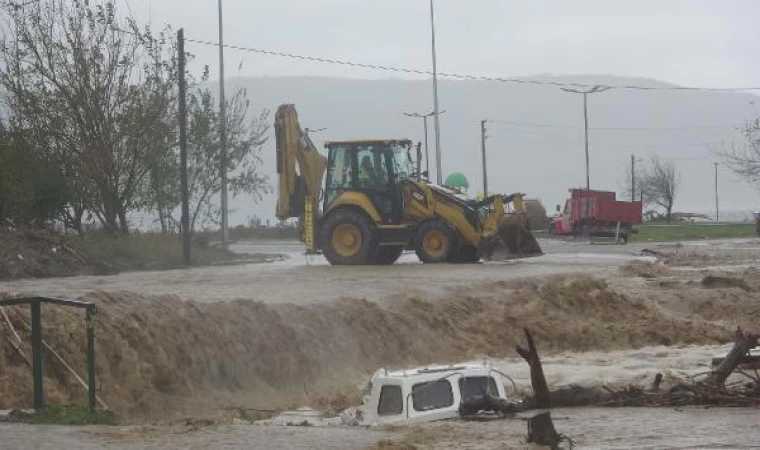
(275, 104), (542, 265)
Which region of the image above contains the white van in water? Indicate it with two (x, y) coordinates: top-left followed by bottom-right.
(360, 363), (513, 426)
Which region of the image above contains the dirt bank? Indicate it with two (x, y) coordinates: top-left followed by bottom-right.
(0, 230), (116, 279)
(1, 275), (740, 422)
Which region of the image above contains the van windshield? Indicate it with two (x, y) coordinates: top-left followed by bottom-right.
(458, 376), (499, 400)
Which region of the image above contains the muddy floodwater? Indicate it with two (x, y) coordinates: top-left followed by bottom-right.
(2, 407), (758, 449)
(4, 238), (760, 449)
(7, 239), (654, 304)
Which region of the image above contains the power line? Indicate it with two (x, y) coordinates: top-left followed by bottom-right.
(486, 129), (727, 148)
(486, 119), (742, 131)
(182, 37), (760, 93)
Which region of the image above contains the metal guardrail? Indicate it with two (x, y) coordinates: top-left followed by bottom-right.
(0, 296), (97, 412)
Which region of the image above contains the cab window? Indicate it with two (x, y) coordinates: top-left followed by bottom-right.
(356, 146), (389, 190)
(325, 146), (354, 206)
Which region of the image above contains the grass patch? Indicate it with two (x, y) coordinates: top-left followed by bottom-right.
(73, 233), (239, 271)
(630, 223), (755, 243)
(28, 405), (119, 425)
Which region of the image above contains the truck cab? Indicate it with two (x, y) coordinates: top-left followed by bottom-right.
(550, 200), (573, 235)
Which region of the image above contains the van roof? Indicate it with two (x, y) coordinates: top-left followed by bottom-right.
(378, 363), (494, 379)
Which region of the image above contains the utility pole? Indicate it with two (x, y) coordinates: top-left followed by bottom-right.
(423, 115), (429, 174)
(429, 0), (443, 185)
(403, 110), (446, 177)
(714, 162), (719, 222)
(561, 85), (610, 190)
(481, 120), (488, 197)
(631, 154), (635, 202)
(178, 29), (190, 265)
(218, 0), (229, 249)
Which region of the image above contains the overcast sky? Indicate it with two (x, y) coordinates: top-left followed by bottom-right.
(127, 0), (760, 88)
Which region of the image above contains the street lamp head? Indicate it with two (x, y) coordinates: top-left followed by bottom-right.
(561, 85), (612, 95)
(305, 127), (327, 134)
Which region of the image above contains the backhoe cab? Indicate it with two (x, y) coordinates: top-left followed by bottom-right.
(274, 104), (541, 265)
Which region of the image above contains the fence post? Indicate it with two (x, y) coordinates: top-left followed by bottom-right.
(85, 305), (97, 412)
(31, 299), (44, 410)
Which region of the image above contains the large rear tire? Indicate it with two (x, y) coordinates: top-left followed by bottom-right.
(375, 246), (404, 265)
(321, 209), (377, 265)
(415, 220), (457, 263)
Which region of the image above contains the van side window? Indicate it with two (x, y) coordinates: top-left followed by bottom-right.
(377, 385), (403, 416)
(412, 380), (454, 411)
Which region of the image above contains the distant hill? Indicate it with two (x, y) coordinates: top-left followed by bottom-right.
(206, 74), (760, 226)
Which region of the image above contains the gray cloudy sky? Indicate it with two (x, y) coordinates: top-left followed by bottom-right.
(128, 0), (760, 88)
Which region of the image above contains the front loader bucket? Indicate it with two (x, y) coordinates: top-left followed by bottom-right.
(483, 214), (543, 261)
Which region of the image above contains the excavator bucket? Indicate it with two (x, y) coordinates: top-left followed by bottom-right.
(482, 214), (543, 261)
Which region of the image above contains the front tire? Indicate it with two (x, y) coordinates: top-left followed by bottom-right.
(321, 209), (377, 265)
(415, 220), (457, 263)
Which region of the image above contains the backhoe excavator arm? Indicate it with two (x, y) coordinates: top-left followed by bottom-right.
(275, 104), (327, 252)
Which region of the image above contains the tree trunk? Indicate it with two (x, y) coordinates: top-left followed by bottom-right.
(516, 328), (563, 449)
(117, 206), (129, 235)
(703, 328), (759, 386)
(516, 328), (551, 408)
(527, 411), (561, 448)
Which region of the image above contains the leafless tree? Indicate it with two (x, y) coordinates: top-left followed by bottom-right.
(720, 119), (760, 185)
(0, 0), (177, 234)
(183, 87), (270, 232)
(639, 156), (680, 222)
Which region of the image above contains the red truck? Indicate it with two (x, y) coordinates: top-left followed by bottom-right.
(550, 189), (643, 242)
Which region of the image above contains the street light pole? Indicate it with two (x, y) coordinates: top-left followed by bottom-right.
(218, 0), (229, 248)
(404, 110), (446, 177)
(481, 120), (488, 197)
(583, 92), (589, 190)
(429, 0), (443, 185)
(561, 85), (610, 190)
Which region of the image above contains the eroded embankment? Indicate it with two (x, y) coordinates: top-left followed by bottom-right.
(0, 276), (742, 421)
